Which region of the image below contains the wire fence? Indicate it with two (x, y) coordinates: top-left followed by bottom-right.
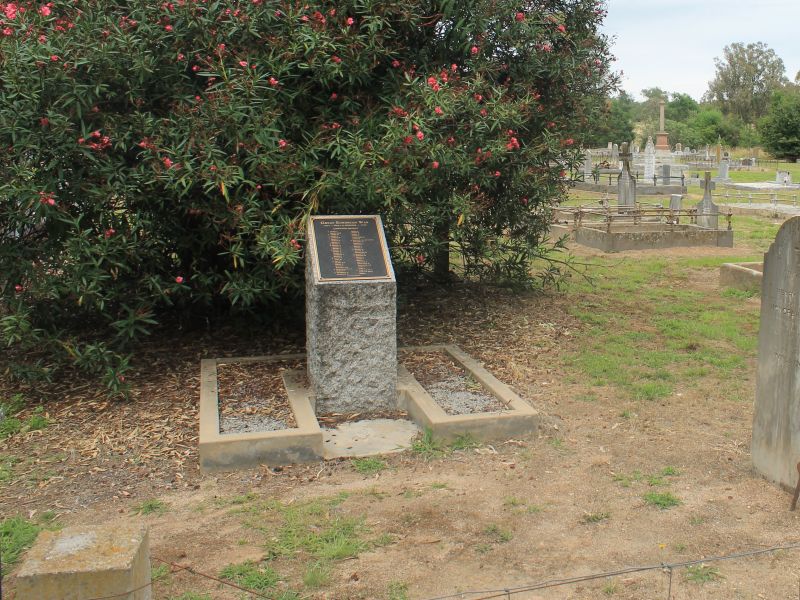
(47, 541), (800, 600)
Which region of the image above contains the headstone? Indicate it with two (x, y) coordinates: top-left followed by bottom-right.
(643, 137), (656, 180)
(704, 145), (710, 160)
(675, 143), (683, 153)
(607, 141), (613, 151)
(777, 170), (792, 185)
(16, 522), (151, 600)
(661, 164), (671, 185)
(306, 215), (397, 413)
(610, 143), (619, 164)
(617, 142), (636, 208)
(695, 172), (718, 229)
(716, 161), (730, 180)
(669, 194), (683, 212)
(752, 217), (800, 489)
(583, 154), (593, 178)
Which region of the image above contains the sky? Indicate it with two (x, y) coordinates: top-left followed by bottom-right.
(601, 0), (800, 101)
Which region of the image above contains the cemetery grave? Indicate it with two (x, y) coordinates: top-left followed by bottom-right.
(556, 165), (735, 252)
(4, 207), (800, 599)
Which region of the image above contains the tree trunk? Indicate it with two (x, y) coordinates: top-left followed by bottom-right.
(433, 218), (450, 282)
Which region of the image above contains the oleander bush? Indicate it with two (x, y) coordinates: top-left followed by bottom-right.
(0, 0), (616, 393)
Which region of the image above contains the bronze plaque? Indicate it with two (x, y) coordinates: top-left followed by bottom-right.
(309, 216), (393, 282)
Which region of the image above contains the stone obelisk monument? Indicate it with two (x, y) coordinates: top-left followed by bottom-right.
(655, 100), (670, 152)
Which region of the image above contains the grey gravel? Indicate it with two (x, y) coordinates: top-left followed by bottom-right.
(220, 414), (291, 435)
(426, 376), (508, 415)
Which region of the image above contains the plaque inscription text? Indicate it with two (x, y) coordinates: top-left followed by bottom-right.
(311, 217), (392, 281)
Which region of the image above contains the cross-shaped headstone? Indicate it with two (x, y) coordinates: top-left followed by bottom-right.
(703, 171), (715, 201)
(619, 142), (633, 174)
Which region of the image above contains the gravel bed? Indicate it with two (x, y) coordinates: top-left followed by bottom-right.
(401, 350), (508, 415)
(216, 360), (301, 434)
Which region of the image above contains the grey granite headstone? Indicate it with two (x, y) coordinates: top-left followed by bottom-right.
(306, 215), (397, 413)
(583, 155), (593, 178)
(716, 161), (729, 181)
(752, 217), (800, 489)
(695, 172), (718, 229)
(669, 194), (682, 212)
(644, 137), (656, 180)
(617, 143), (636, 209)
(611, 143), (619, 164)
(661, 164), (671, 185)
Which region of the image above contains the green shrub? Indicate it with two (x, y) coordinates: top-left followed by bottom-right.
(0, 1), (615, 391)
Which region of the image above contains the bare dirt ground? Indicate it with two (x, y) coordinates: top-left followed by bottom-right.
(2, 229), (798, 599)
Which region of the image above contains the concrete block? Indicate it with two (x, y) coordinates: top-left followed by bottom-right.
(719, 262), (763, 292)
(15, 522), (150, 600)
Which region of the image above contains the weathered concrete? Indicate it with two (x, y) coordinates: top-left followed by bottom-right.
(198, 358), (324, 471)
(15, 522), (150, 600)
(753, 217), (800, 489)
(398, 345), (539, 443)
(565, 224), (733, 253)
(322, 418), (419, 458)
(306, 218), (397, 413)
(719, 262), (763, 292)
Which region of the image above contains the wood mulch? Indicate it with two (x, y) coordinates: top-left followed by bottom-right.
(217, 360), (301, 431)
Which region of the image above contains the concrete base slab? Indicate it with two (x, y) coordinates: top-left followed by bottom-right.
(322, 418), (419, 458)
(15, 522), (150, 600)
(551, 224), (733, 252)
(199, 345), (538, 471)
(723, 203), (800, 220)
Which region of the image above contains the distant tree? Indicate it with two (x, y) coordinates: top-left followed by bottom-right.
(635, 87), (669, 122)
(582, 91), (635, 147)
(666, 93), (699, 122)
(704, 42), (788, 123)
(759, 89), (800, 160)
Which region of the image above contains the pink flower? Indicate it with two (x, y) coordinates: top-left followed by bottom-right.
(494, 171), (501, 177)
(1, 27), (11, 36)
(268, 76), (278, 86)
(521, 197), (528, 205)
(431, 161), (439, 169)
(238, 60), (248, 67)
(416, 131), (424, 141)
(177, 53), (185, 61)
(470, 46), (479, 55)
(175, 276), (184, 284)
(4, 3), (18, 19)
(451, 63), (458, 72)
(278, 139), (287, 148)
(403, 136), (413, 145)
(14, 284), (23, 292)
(391, 59), (401, 68)
(346, 17), (354, 26)
(50, 55), (59, 61)
(192, 65), (200, 72)
(474, 93), (483, 102)
(331, 55), (342, 64)
(515, 12), (525, 22)
(290, 239), (302, 250)
(162, 157), (174, 168)
(39, 5), (51, 17)
(104, 228), (115, 238)
(164, 25), (173, 32)
(480, 109), (487, 117)
(434, 106), (443, 115)
(416, 254), (425, 265)
(542, 43), (552, 53)
(557, 24), (566, 33)
(330, 92), (338, 100)
(39, 117), (49, 126)
(563, 138), (574, 146)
